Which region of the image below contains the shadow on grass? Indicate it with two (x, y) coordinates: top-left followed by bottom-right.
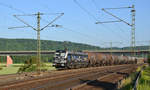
(79, 79), (117, 90)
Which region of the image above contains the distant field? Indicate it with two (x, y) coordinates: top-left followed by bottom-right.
(0, 67), (20, 75)
(0, 64), (24, 67)
(0, 63), (56, 75)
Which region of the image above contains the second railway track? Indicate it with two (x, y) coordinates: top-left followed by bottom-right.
(0, 64), (142, 90)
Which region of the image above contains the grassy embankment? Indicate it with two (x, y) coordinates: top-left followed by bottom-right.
(0, 63), (56, 75)
(137, 66), (150, 90)
(120, 65), (150, 90)
(119, 66), (143, 90)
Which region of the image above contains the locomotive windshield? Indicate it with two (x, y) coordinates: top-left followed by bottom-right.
(55, 50), (66, 58)
(60, 53), (66, 57)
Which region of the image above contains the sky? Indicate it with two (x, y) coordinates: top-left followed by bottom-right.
(0, 0), (149, 47)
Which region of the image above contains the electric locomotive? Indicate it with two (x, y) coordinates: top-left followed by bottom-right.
(53, 50), (88, 69)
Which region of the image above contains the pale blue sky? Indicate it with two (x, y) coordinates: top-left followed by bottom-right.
(0, 0), (149, 47)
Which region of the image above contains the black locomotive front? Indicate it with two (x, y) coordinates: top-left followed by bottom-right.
(53, 50), (67, 68)
(53, 50), (88, 69)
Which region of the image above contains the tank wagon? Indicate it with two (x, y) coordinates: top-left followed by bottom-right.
(136, 57), (146, 64)
(87, 52), (137, 67)
(53, 50), (138, 69)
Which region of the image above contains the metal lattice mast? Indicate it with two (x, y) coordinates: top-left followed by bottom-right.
(131, 5), (136, 56)
(96, 5), (136, 57)
(149, 41), (150, 54)
(37, 12), (41, 72)
(9, 12), (64, 73)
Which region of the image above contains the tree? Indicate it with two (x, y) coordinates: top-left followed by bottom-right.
(17, 56), (37, 73)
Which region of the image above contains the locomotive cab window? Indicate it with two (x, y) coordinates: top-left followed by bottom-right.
(60, 53), (65, 57)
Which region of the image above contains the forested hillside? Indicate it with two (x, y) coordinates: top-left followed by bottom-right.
(0, 38), (149, 51)
(0, 38), (101, 51)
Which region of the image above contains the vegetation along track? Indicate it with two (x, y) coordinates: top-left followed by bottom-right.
(0, 64), (142, 90)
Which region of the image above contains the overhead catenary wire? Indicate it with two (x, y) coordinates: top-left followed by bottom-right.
(0, 2), (65, 73)
(73, 0), (98, 21)
(100, 24), (129, 42)
(0, 2), (64, 32)
(100, 7), (133, 44)
(91, 0), (131, 41)
(0, 2), (38, 28)
(40, 17), (105, 45)
(40, 1), (106, 47)
(113, 23), (130, 38)
(0, 2), (26, 14)
(101, 8), (131, 26)
(0, 2), (33, 38)
(0, 1), (130, 48)
(99, 5), (136, 56)
(62, 27), (105, 43)
(136, 41), (150, 46)
(0, 2), (65, 29)
(60, 28), (103, 46)
(91, 0), (100, 11)
(40, 27), (102, 46)
(0, 1), (101, 46)
(73, 0), (129, 44)
(12, 12), (64, 73)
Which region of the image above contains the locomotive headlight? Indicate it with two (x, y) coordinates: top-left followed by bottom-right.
(61, 64), (65, 66)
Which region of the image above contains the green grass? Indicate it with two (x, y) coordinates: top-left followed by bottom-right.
(41, 66), (56, 71)
(0, 63), (56, 75)
(119, 72), (137, 90)
(119, 66), (145, 90)
(137, 67), (150, 90)
(0, 66), (20, 75)
(0, 64), (22, 75)
(138, 81), (150, 90)
(0, 64), (24, 67)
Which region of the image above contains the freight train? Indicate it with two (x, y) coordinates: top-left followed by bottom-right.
(53, 50), (143, 69)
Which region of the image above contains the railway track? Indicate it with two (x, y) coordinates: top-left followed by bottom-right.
(0, 74), (21, 84)
(0, 64), (142, 90)
(0, 65), (125, 85)
(70, 67), (135, 90)
(0, 74), (17, 79)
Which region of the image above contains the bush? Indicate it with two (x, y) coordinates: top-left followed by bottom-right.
(17, 56), (48, 73)
(17, 56), (37, 73)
